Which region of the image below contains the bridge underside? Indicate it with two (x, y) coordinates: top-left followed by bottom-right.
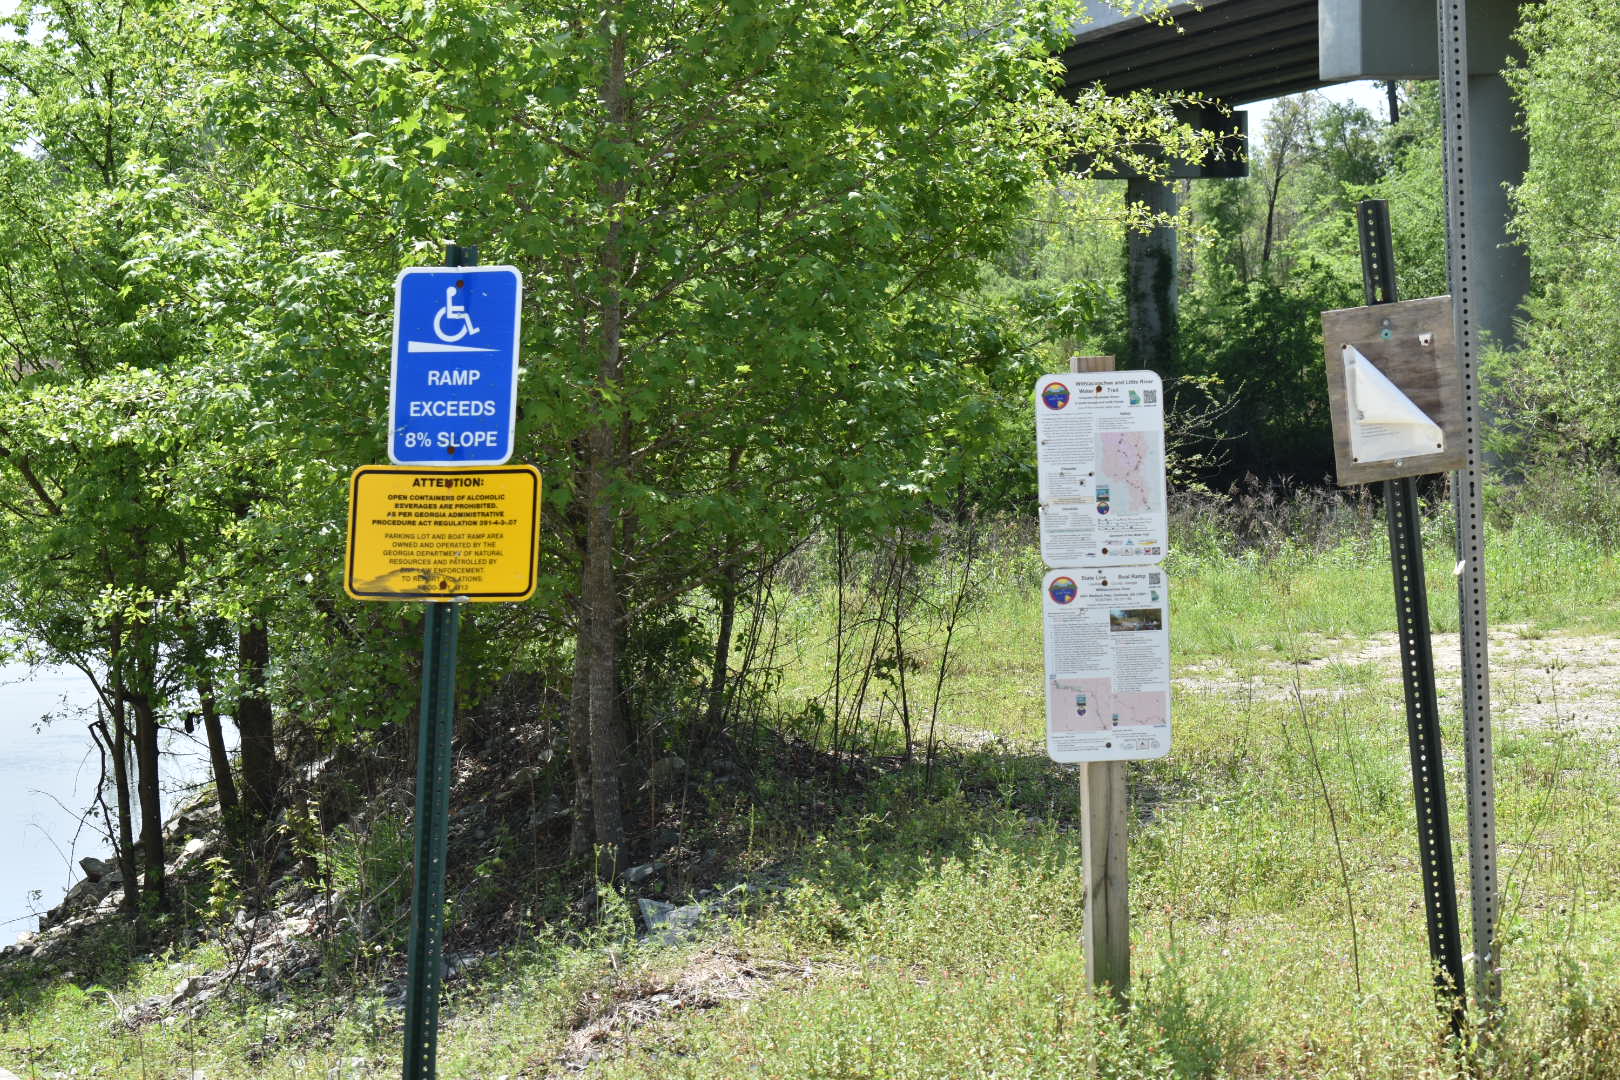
(1060, 0), (1323, 106)
(1058, 0), (1528, 376)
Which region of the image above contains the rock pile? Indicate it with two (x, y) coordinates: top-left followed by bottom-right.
(1, 797), (224, 969)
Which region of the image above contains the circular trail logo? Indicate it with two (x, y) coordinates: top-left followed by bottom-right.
(1041, 382), (1071, 410)
(1048, 576), (1078, 604)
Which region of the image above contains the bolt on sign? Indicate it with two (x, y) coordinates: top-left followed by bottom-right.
(344, 465), (541, 602)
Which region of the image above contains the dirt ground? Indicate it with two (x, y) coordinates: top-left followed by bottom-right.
(1178, 625), (1620, 732)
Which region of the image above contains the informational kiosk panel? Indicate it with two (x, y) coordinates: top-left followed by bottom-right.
(1035, 372), (1167, 567)
(390, 266), (522, 466)
(1043, 567), (1170, 763)
(345, 465), (540, 602)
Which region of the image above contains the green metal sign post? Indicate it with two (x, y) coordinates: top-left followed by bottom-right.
(401, 243), (475, 1080)
(403, 599), (460, 1079)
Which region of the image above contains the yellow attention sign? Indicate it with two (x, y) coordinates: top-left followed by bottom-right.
(345, 465), (540, 602)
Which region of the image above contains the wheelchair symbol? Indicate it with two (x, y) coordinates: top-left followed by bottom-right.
(433, 284), (480, 343)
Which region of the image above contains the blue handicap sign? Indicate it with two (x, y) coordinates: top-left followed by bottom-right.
(389, 266), (522, 465)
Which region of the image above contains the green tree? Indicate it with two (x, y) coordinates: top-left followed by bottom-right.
(0, 1), (212, 908)
(0, 0), (1210, 891)
(193, 0), (1205, 873)
(1495, 2), (1620, 474)
(1173, 88), (1416, 481)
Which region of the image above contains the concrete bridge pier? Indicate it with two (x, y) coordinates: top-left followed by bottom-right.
(1124, 177), (1180, 377)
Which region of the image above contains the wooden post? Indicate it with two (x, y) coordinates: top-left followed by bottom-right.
(1082, 759), (1129, 996)
(1071, 354), (1130, 1000)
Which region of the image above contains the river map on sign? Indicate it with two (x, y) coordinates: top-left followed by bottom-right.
(1040, 566), (1171, 763)
(1048, 676), (1169, 734)
(1097, 431), (1163, 516)
(1033, 371), (1166, 569)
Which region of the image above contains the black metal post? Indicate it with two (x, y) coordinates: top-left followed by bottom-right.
(401, 243), (474, 1080)
(1357, 200), (1467, 1036)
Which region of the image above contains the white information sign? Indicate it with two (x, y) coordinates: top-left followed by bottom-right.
(1034, 371), (1167, 568)
(1043, 566), (1170, 763)
(1343, 345), (1446, 464)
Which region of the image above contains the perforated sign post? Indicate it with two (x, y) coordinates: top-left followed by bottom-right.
(389, 264), (522, 466)
(1435, 0), (1501, 1021)
(1338, 201), (1466, 1038)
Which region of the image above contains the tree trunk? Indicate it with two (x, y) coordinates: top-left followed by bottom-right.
(567, 620), (595, 858)
(100, 699), (140, 914)
(702, 447), (744, 747)
(584, 19), (631, 882)
(1259, 108), (1301, 273)
(179, 618), (240, 833)
(236, 622), (277, 830)
(584, 523), (624, 879)
(104, 622), (141, 913)
(1261, 163), (1285, 270)
(704, 565), (738, 742)
(198, 669), (239, 835)
(129, 687), (165, 909)
(891, 569), (914, 765)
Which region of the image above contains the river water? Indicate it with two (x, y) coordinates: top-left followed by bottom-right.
(0, 660), (211, 937)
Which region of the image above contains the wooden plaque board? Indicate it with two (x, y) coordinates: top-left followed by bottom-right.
(1322, 295), (1466, 486)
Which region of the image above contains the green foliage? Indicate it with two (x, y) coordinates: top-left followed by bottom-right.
(1176, 270), (1353, 480)
(319, 813), (415, 957)
(1360, 83), (1451, 303)
(1133, 957), (1261, 1080)
(1172, 84), (1457, 483)
(8, 507), (1620, 1076)
(0, 0), (1208, 767)
(1494, 2), (1620, 467)
(601, 954), (1194, 1079)
(1488, 459), (1620, 549)
(199, 855), (241, 925)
